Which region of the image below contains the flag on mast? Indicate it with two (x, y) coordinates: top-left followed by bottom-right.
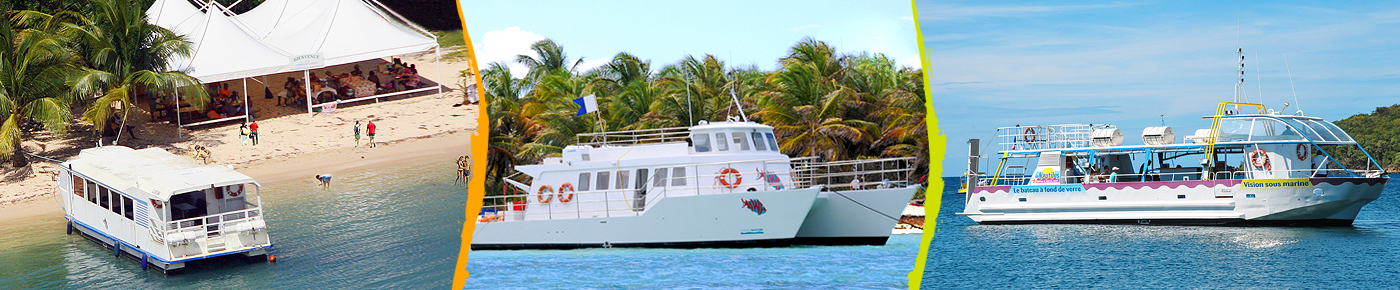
(574, 94), (598, 116)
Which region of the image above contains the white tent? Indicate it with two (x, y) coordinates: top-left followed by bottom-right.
(143, 0), (441, 126)
(237, 0), (438, 67)
(148, 0), (294, 83)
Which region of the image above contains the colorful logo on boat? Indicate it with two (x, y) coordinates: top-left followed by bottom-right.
(742, 198), (767, 215)
(756, 169), (784, 190)
(1032, 167), (1060, 184)
(1241, 178), (1312, 190)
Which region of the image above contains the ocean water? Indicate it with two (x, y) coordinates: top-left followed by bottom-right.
(0, 158), (923, 289)
(922, 176), (1400, 289)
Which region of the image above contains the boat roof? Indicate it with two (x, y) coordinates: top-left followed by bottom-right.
(64, 146), (257, 200)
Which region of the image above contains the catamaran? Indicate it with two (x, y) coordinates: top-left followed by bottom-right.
(59, 146), (272, 274)
(960, 52), (1389, 226)
(472, 119), (920, 249)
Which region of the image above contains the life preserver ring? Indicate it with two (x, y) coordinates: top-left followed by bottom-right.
(150, 199), (163, 209)
(228, 184), (243, 197)
(718, 168), (742, 189)
(1249, 149), (1271, 171)
(1296, 144), (1309, 161)
(537, 185), (554, 203)
(557, 183), (575, 203)
(1024, 127), (1038, 142)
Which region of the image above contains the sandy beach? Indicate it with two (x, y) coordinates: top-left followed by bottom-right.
(0, 50), (479, 223)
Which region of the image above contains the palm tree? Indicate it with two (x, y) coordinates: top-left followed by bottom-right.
(516, 39), (583, 86)
(1, 7), (86, 166)
(69, 0), (207, 137)
(755, 38), (878, 161)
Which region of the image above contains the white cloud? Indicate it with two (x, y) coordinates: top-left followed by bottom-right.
(477, 27), (546, 78)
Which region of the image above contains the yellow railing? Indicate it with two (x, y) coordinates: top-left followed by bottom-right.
(1204, 102), (1265, 180)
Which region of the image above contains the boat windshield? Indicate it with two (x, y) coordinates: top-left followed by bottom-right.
(1216, 116), (1354, 143)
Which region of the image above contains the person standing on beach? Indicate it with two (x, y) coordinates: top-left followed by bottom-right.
(353, 120), (362, 147)
(249, 120), (260, 145)
(240, 123), (251, 145)
(366, 120), (376, 148)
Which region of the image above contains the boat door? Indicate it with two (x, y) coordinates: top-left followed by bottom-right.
(633, 168), (648, 211)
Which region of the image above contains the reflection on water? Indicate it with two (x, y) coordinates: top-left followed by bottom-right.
(926, 177), (1400, 289)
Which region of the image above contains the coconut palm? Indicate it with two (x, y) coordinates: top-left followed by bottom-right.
(755, 38), (881, 161)
(516, 39), (583, 86)
(0, 7), (83, 166)
(69, 0), (207, 137)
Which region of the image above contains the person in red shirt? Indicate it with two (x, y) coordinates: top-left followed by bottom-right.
(366, 120), (376, 148)
(249, 120), (260, 145)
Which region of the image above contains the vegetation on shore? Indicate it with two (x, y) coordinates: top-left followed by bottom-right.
(1, 0), (209, 167)
(1331, 104), (1400, 173)
(481, 38), (927, 196)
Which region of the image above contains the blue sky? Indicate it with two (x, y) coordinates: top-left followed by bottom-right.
(919, 1), (1400, 175)
(458, 1), (919, 78)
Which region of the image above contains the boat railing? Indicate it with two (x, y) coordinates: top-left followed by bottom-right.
(478, 156), (814, 222)
(790, 157), (918, 191)
(979, 168), (1386, 187)
(997, 124), (1113, 152)
(576, 127), (692, 147)
(152, 206), (264, 250)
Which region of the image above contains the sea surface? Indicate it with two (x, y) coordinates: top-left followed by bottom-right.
(0, 158), (922, 289)
(922, 175), (1400, 289)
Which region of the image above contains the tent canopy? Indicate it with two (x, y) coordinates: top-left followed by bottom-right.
(145, 0), (436, 83)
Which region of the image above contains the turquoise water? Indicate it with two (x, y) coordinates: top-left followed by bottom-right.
(0, 158), (922, 289)
(923, 176), (1400, 288)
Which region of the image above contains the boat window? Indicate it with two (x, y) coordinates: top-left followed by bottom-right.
(99, 187), (110, 210)
(635, 168), (648, 189)
(671, 166), (687, 186)
(108, 189), (120, 215)
(714, 133), (728, 151)
(617, 170), (629, 190)
(578, 172), (591, 192)
(122, 196), (134, 220)
(734, 132), (751, 151)
(752, 132), (767, 151)
(596, 171), (610, 191)
(72, 175), (85, 198)
(87, 181), (98, 204)
(653, 168), (668, 187)
(765, 133), (780, 152)
(693, 133), (711, 152)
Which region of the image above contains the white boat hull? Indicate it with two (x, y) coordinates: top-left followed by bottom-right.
(471, 187), (820, 249)
(793, 187), (918, 245)
(964, 178), (1388, 226)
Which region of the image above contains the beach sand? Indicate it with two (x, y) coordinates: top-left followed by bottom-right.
(0, 50), (479, 223)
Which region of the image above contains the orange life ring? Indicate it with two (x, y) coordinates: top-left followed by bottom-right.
(557, 183), (575, 203)
(537, 185), (554, 203)
(1296, 144), (1308, 161)
(228, 184), (243, 197)
(150, 199), (163, 209)
(1249, 149), (1271, 171)
(718, 168), (742, 189)
(1024, 127), (1038, 142)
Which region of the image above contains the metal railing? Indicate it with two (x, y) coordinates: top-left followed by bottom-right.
(791, 157), (917, 191)
(977, 168), (1386, 186)
(576, 127), (692, 147)
(997, 124), (1113, 152)
(150, 206), (264, 253)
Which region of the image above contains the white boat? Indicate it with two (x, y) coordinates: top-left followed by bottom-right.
(58, 146), (272, 274)
(960, 105), (1389, 225)
(791, 158), (921, 245)
(472, 120), (920, 249)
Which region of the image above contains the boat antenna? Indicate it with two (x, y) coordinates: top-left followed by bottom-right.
(729, 71), (748, 122)
(686, 66), (691, 126)
(1234, 48), (1248, 105)
(1284, 53), (1303, 115)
